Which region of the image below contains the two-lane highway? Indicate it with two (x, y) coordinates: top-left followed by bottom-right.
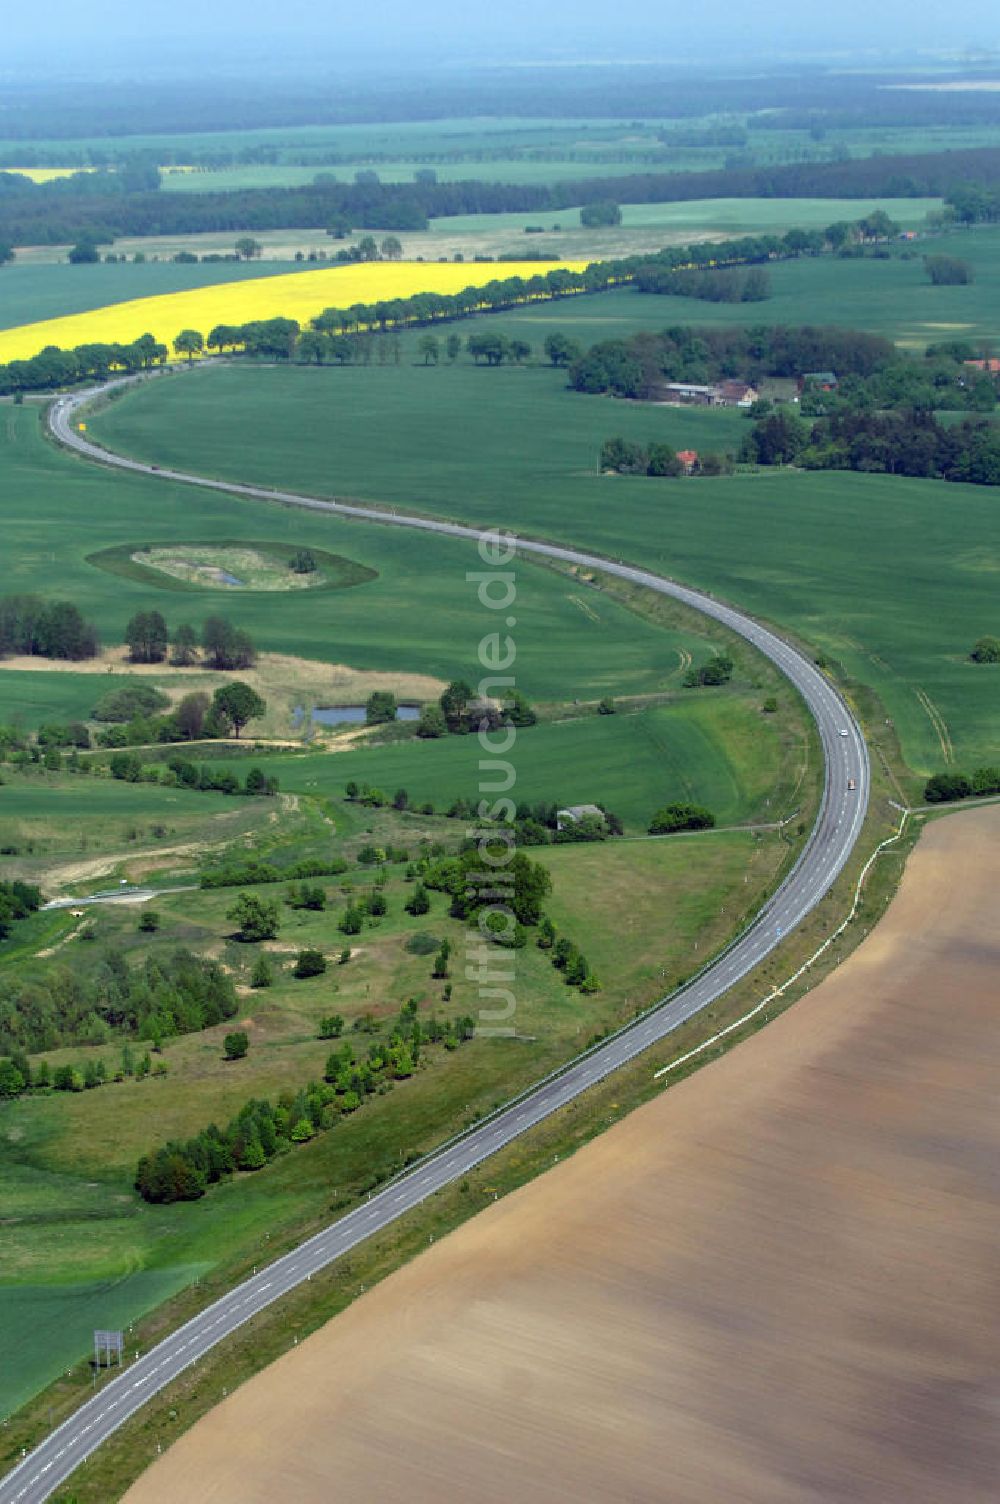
(0, 380), (869, 1503)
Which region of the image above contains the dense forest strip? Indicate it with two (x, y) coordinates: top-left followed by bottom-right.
(4, 141), (1000, 244)
(5, 66), (1000, 142)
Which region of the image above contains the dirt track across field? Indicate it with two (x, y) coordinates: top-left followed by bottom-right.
(126, 807), (1000, 1504)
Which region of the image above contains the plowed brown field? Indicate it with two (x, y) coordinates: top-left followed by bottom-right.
(126, 806), (1000, 1504)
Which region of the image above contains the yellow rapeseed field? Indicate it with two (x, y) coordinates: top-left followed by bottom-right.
(0, 261), (588, 365)
(5, 167), (96, 183)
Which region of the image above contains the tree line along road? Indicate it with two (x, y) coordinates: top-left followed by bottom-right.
(0, 379), (869, 1504)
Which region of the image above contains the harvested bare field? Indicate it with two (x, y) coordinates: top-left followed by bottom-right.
(126, 806), (1000, 1504)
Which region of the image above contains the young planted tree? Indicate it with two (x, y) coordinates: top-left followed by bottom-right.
(227, 892), (279, 942)
(250, 954), (273, 988)
(224, 1031), (249, 1060)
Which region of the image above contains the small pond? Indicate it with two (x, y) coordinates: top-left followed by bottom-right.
(216, 571), (244, 587)
(294, 703), (421, 727)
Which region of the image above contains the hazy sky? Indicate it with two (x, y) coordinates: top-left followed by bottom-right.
(3, 0), (999, 74)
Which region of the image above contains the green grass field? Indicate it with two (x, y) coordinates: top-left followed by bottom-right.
(0, 403), (716, 710)
(0, 1267), (207, 1417)
(0, 770), (278, 892)
(430, 196), (941, 238)
(160, 159), (664, 192)
(89, 357), (1000, 779)
(0, 669), (109, 728)
(171, 694), (790, 833)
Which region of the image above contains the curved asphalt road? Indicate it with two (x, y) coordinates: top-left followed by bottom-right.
(0, 381), (869, 1502)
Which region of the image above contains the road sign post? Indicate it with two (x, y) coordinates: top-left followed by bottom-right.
(93, 1330), (124, 1370)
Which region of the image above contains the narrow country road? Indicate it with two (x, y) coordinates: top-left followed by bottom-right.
(0, 380), (869, 1503)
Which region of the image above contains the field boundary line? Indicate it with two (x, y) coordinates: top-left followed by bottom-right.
(654, 807), (909, 1081)
(914, 685), (953, 764)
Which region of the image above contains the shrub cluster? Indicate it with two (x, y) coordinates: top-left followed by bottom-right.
(439, 798), (622, 845)
(683, 653), (734, 687)
(123, 612), (256, 672)
(0, 1041), (163, 1099)
(0, 879), (42, 940)
(536, 917), (601, 992)
(924, 767), (1000, 803)
(421, 844), (552, 945)
(338, 885), (390, 935)
(94, 684), (265, 750)
(106, 751), (277, 797)
(599, 438), (732, 477)
(633, 265), (770, 302)
(648, 803), (717, 834)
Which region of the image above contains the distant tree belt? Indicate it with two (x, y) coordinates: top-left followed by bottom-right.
(10, 143), (1000, 242)
(569, 325), (899, 400)
(0, 593), (98, 659)
(741, 408), (1000, 486)
(7, 64), (1000, 145)
(633, 265), (770, 302)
